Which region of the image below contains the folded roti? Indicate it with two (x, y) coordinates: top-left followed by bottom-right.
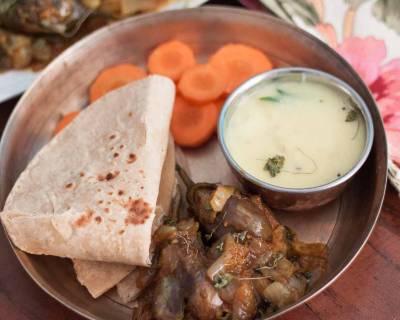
(73, 137), (176, 298)
(1, 75), (175, 265)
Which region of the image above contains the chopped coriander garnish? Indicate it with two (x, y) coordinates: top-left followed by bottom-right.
(345, 109), (358, 122)
(260, 88), (290, 102)
(203, 202), (213, 211)
(216, 241), (224, 253)
(303, 271), (313, 280)
(264, 155), (285, 177)
(285, 226), (295, 241)
(276, 88), (288, 95)
(260, 96), (280, 102)
(232, 231), (248, 243)
(163, 216), (176, 225)
(213, 273), (232, 289)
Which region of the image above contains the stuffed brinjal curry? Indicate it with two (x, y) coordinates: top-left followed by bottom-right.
(131, 166), (328, 320)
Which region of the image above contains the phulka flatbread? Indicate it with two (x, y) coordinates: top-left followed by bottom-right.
(1, 75), (175, 265)
(73, 137), (176, 298)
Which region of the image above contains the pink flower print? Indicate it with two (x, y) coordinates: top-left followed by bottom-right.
(336, 37), (400, 164)
(336, 36), (387, 86)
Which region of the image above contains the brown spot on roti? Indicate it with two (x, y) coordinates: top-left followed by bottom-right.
(119, 145), (124, 149)
(109, 134), (116, 140)
(113, 152), (119, 158)
(124, 198), (152, 225)
(95, 216), (102, 223)
(74, 210), (94, 227)
(97, 200), (103, 205)
(127, 153), (137, 164)
(65, 182), (73, 189)
(79, 172), (85, 177)
(118, 230), (125, 235)
(105, 171), (120, 181)
(128, 112), (132, 117)
(108, 191), (113, 196)
(118, 190), (124, 196)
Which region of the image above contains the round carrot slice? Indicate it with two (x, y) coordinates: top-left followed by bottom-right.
(89, 64), (146, 102)
(209, 43), (273, 93)
(178, 64), (227, 104)
(171, 96), (219, 148)
(214, 97), (227, 113)
(54, 111), (80, 135)
(148, 40), (196, 81)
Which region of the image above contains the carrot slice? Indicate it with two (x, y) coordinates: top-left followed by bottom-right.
(89, 64), (146, 102)
(178, 64), (227, 104)
(54, 111), (80, 135)
(209, 44), (273, 93)
(171, 96), (219, 148)
(148, 40), (196, 81)
(214, 97), (226, 113)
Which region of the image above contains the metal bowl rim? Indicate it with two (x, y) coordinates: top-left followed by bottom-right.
(218, 67), (375, 194)
(0, 6), (387, 320)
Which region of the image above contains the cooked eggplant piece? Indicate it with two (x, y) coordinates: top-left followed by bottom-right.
(132, 294), (153, 320)
(220, 196), (272, 240)
(0, 0), (90, 36)
(232, 281), (258, 320)
(131, 166), (328, 320)
(249, 195), (280, 229)
(291, 240), (327, 258)
(262, 281), (293, 309)
(207, 233), (251, 280)
(154, 275), (185, 320)
(187, 275), (224, 320)
(257, 254), (296, 283)
(272, 225), (291, 255)
(177, 165), (272, 241)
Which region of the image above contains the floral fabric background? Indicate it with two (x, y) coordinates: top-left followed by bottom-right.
(252, 0), (400, 192)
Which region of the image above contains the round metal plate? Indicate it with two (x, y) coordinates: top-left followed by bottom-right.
(0, 6), (387, 320)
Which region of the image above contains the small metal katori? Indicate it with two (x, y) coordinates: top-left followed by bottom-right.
(218, 68), (375, 211)
(0, 6), (387, 320)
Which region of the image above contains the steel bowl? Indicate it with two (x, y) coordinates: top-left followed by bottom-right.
(218, 67), (375, 210)
(0, 6), (387, 320)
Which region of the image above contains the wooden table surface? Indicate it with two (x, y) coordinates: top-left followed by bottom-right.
(0, 2), (399, 320)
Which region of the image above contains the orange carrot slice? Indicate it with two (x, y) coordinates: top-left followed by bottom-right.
(54, 111), (80, 135)
(209, 44), (273, 93)
(148, 40), (196, 81)
(214, 97), (226, 113)
(171, 96), (219, 148)
(178, 64), (227, 104)
(89, 64), (146, 102)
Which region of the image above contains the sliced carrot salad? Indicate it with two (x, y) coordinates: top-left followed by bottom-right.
(55, 41), (274, 147)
